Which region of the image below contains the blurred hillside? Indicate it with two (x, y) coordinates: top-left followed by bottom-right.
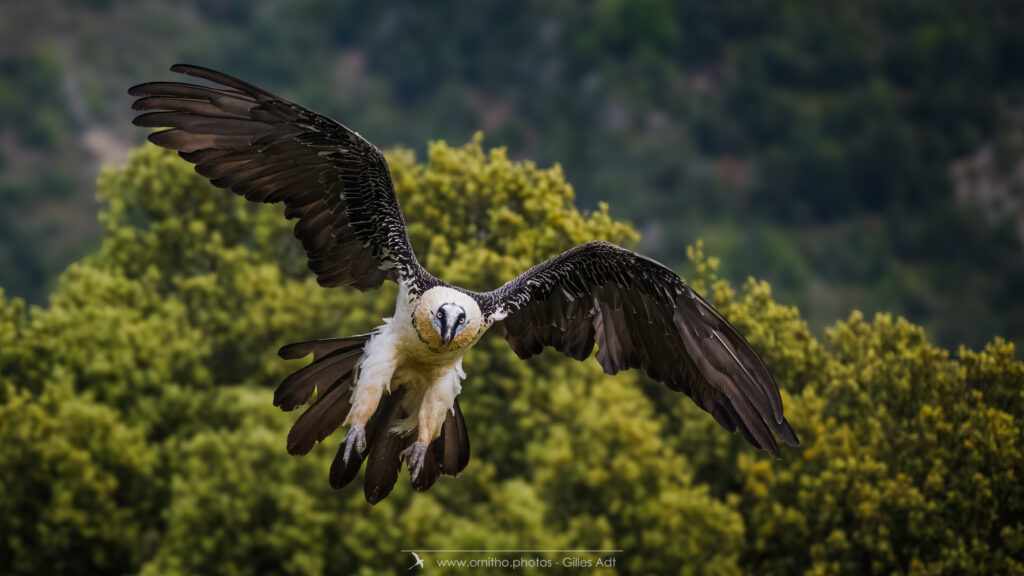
(1, 0), (1023, 348)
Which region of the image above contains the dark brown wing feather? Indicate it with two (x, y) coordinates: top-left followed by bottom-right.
(129, 65), (427, 292)
(486, 241), (798, 456)
(363, 393), (413, 504)
(437, 399), (470, 476)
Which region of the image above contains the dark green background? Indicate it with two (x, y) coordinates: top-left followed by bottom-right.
(2, 0), (1023, 349)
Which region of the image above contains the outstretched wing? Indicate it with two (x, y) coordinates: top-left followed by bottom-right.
(129, 64), (426, 291)
(486, 241), (799, 455)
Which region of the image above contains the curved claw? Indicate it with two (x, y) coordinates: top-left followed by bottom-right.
(401, 441), (429, 481)
(342, 424), (367, 465)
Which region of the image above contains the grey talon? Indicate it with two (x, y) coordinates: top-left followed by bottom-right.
(342, 424), (367, 465)
(401, 441), (429, 481)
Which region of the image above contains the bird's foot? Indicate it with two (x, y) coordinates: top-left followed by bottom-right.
(342, 424), (367, 464)
(401, 441), (429, 481)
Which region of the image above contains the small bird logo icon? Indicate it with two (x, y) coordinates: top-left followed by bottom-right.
(408, 551), (424, 570)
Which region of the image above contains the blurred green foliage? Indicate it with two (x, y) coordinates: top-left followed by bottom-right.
(1, 141), (1021, 575)
(2, 0), (1024, 350)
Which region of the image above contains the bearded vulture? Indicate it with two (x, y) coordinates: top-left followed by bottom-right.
(129, 65), (799, 504)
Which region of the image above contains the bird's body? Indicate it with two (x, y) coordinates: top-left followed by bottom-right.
(351, 284), (487, 450)
(130, 65), (799, 504)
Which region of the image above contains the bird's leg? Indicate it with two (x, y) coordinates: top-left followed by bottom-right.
(342, 337), (397, 464)
(342, 381), (387, 463)
(402, 382), (451, 481)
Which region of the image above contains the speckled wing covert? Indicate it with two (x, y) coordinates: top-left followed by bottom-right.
(128, 64), (426, 292)
(486, 241), (799, 456)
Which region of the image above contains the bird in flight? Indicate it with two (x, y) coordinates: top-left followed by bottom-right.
(407, 552), (424, 571)
(129, 65), (799, 504)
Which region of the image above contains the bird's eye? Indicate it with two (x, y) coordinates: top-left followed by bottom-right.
(458, 317), (465, 325)
(436, 310), (443, 319)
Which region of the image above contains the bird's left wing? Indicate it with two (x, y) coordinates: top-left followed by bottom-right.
(129, 65), (425, 291)
(485, 241), (799, 455)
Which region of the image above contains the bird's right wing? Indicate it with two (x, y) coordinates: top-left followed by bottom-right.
(129, 64), (426, 291)
(485, 241), (798, 456)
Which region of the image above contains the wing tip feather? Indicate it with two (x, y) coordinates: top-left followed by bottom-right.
(775, 418), (800, 447)
(278, 342), (312, 360)
(126, 82), (149, 97)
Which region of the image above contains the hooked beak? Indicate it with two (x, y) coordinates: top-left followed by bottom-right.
(438, 310), (453, 346)
(434, 303), (466, 347)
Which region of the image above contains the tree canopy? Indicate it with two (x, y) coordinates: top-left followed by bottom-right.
(1, 138), (1021, 575)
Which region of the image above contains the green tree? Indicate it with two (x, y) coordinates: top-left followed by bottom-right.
(674, 250), (1024, 575)
(0, 381), (157, 576)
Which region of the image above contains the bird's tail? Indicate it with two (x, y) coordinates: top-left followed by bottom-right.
(274, 334), (471, 504)
(331, 393), (471, 504)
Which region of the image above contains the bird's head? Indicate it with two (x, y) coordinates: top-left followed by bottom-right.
(431, 302), (468, 346)
(414, 286), (483, 350)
